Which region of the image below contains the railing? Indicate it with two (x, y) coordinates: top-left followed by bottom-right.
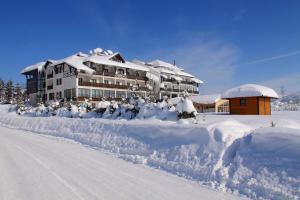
(92, 72), (147, 81)
(77, 96), (123, 102)
(126, 75), (147, 81)
(163, 79), (175, 83)
(180, 81), (195, 85)
(79, 82), (128, 90)
(136, 87), (149, 91)
(160, 88), (198, 94)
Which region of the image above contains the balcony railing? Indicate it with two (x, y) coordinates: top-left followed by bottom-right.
(92, 72), (147, 81)
(79, 82), (128, 90)
(77, 96), (123, 102)
(126, 75), (148, 81)
(136, 87), (149, 91)
(180, 81), (196, 85)
(160, 88), (198, 94)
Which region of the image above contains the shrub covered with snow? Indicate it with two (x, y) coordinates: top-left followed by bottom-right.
(176, 96), (197, 119)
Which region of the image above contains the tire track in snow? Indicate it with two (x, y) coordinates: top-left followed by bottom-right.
(15, 145), (86, 200)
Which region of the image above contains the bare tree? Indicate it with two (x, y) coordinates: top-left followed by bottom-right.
(280, 85), (285, 98)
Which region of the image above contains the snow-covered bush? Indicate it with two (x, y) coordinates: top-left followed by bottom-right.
(35, 103), (49, 117)
(95, 100), (110, 114)
(14, 96), (179, 121)
(176, 96), (197, 119)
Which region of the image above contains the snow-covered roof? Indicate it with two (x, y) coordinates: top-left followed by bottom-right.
(175, 70), (194, 78)
(21, 62), (46, 74)
(221, 84), (279, 99)
(85, 55), (149, 72)
(161, 74), (168, 79)
(171, 75), (183, 81)
(158, 68), (176, 75)
(191, 78), (204, 84)
(190, 94), (222, 104)
(148, 60), (181, 70)
(51, 54), (95, 74)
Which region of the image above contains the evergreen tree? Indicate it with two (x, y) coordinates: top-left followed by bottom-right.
(5, 80), (14, 104)
(14, 83), (25, 107)
(0, 78), (4, 102)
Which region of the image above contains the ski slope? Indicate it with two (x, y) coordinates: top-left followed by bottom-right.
(0, 126), (243, 200)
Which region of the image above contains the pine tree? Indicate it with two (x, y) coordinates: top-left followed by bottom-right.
(5, 80), (14, 104)
(0, 78), (4, 102)
(15, 83), (25, 107)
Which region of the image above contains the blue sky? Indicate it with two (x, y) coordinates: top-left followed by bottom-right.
(0, 0), (300, 94)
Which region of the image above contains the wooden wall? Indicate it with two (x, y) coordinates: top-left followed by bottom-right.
(228, 97), (271, 115)
(258, 97), (271, 115)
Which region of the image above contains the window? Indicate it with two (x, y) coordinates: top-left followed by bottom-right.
(117, 69), (124, 75)
(92, 79), (96, 85)
(56, 78), (62, 85)
(56, 91), (62, 99)
(78, 88), (90, 98)
(116, 81), (120, 85)
(104, 69), (109, 73)
(116, 91), (126, 98)
(240, 98), (246, 106)
(79, 78), (83, 85)
(49, 93), (55, 100)
(55, 65), (63, 74)
(104, 90), (115, 98)
(92, 89), (103, 98)
(104, 80), (109, 84)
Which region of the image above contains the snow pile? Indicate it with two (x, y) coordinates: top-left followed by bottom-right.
(1, 104), (299, 199)
(222, 84), (279, 99)
(225, 128), (300, 199)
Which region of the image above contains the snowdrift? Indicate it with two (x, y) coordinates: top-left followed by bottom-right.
(0, 105), (299, 200)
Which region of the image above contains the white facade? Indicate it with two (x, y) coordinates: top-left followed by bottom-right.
(44, 50), (149, 102)
(133, 59), (203, 99)
(21, 48), (204, 103)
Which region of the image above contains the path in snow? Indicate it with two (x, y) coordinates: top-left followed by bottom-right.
(0, 126), (244, 200)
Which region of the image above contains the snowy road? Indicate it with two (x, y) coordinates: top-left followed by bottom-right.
(0, 126), (243, 200)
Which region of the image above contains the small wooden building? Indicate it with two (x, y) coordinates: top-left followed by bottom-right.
(221, 84), (279, 115)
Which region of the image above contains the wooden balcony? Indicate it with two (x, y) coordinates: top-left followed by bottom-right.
(76, 96), (123, 102)
(180, 81), (196, 85)
(79, 82), (128, 90)
(160, 88), (197, 93)
(92, 72), (147, 81)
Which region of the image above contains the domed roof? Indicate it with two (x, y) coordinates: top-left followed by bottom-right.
(221, 84), (279, 99)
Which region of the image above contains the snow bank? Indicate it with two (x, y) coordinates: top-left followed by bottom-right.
(0, 105), (299, 200)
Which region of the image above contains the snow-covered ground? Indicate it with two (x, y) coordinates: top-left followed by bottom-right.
(0, 104), (299, 200)
(0, 126), (243, 200)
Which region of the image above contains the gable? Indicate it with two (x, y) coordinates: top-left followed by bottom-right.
(109, 53), (125, 63)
